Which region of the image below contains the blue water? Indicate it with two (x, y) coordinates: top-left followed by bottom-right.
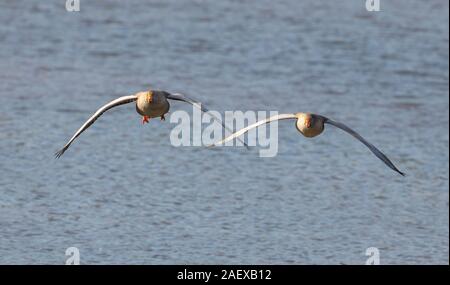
(0, 0), (448, 264)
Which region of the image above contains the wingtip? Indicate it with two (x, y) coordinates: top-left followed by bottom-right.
(54, 148), (66, 159)
(393, 167), (405, 177)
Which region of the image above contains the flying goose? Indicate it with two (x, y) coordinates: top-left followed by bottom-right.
(55, 90), (248, 158)
(212, 112), (404, 176)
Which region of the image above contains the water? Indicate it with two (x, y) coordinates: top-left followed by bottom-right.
(0, 0), (448, 264)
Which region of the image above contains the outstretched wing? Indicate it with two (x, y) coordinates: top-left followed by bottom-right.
(55, 95), (138, 158)
(212, 113), (298, 146)
(166, 92), (249, 149)
(324, 118), (404, 176)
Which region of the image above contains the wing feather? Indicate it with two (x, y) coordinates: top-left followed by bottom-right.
(167, 92), (250, 149)
(212, 113), (298, 146)
(55, 95), (137, 158)
(324, 118), (404, 176)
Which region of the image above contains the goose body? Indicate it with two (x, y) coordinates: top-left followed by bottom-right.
(135, 90), (170, 119)
(295, 113), (325, 138)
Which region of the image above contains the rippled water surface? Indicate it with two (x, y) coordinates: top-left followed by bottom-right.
(0, 0), (448, 264)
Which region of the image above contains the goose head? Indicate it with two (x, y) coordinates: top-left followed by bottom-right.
(295, 113), (325, 138)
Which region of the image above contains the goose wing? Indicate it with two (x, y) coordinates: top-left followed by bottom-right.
(166, 92), (249, 148)
(324, 118), (404, 176)
(212, 113), (298, 146)
(55, 95), (137, 158)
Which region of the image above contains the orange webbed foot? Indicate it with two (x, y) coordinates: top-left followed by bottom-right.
(142, 116), (150, 124)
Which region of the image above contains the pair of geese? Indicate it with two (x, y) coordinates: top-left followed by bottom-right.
(55, 89), (404, 176)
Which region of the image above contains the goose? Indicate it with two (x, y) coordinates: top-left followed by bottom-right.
(212, 112), (404, 176)
(55, 90), (247, 158)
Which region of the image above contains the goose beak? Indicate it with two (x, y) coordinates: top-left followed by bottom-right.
(305, 117), (312, 128)
(146, 91), (153, 103)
